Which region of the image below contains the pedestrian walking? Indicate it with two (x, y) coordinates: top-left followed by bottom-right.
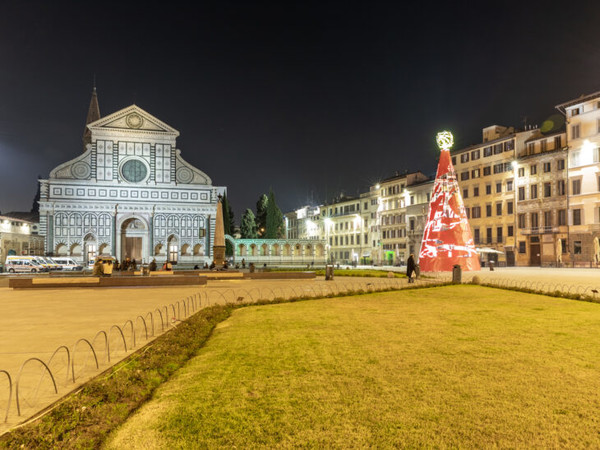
(407, 253), (416, 283)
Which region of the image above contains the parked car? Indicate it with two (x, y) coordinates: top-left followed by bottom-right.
(52, 257), (83, 271)
(4, 256), (48, 273)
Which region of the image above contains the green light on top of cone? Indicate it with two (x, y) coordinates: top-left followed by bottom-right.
(436, 131), (454, 151)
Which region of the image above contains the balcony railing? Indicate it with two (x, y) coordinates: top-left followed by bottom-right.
(519, 226), (563, 235)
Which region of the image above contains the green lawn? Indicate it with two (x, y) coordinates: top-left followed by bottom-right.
(105, 285), (600, 448)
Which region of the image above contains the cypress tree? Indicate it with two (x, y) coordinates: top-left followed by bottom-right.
(240, 209), (258, 238)
(265, 189), (285, 239)
(256, 194), (268, 237)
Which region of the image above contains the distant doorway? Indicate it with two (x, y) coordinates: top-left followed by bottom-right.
(530, 243), (541, 266)
(121, 218), (146, 263)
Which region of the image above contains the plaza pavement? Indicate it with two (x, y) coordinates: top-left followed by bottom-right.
(0, 276), (405, 431)
(1, 267), (599, 432)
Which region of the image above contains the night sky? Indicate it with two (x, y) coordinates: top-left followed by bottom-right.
(1, 1), (599, 220)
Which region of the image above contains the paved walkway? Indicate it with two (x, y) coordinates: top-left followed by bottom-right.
(0, 276), (409, 431)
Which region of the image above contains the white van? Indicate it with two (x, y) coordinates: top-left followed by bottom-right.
(52, 257), (83, 271)
(36, 256), (62, 271)
(4, 256), (48, 273)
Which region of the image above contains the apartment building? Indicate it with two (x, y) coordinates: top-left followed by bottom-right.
(284, 206), (321, 240)
(514, 131), (568, 266)
(375, 171), (431, 265)
(406, 179), (434, 259)
(452, 125), (537, 266)
(557, 91), (600, 265)
(321, 195), (370, 265)
(0, 214), (44, 270)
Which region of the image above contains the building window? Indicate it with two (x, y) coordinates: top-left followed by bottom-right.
(473, 186), (479, 197)
(541, 140), (548, 152)
(452, 156), (457, 165)
(505, 140), (514, 151)
(557, 158), (565, 170)
(472, 207), (481, 218)
(494, 144), (503, 155)
(410, 196), (414, 205)
(544, 182), (551, 197)
(530, 164), (537, 175)
(483, 166), (491, 176)
(571, 108), (580, 117)
(574, 241), (582, 254)
(497, 227), (503, 243)
(461, 171), (470, 181)
(486, 228), (492, 243)
(486, 185), (492, 195)
(557, 180), (565, 196)
(558, 209), (567, 226)
(572, 179), (581, 195)
(544, 211), (552, 227)
(463, 188), (469, 199)
(518, 187), (525, 201)
(507, 225), (514, 237)
(573, 209), (582, 226)
(496, 182), (502, 193)
(543, 162), (551, 172)
(471, 149), (480, 160)
(528, 142), (535, 154)
(460, 153), (470, 163)
(507, 201), (513, 214)
(484, 146), (492, 157)
(465, 207), (470, 218)
(471, 169), (480, 178)
(518, 167), (525, 177)
(518, 214), (526, 228)
(473, 228), (480, 244)
(572, 124), (580, 139)
(519, 241), (526, 253)
(530, 184), (538, 199)
(531, 212), (538, 228)
(486, 205), (492, 217)
(555, 136), (562, 150)
(506, 180), (513, 191)
(496, 202), (502, 215)
(493, 163), (504, 174)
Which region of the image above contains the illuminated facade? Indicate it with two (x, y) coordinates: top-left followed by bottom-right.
(39, 90), (225, 267)
(514, 131), (568, 266)
(0, 214), (44, 268)
(320, 195), (371, 265)
(452, 125), (537, 266)
(557, 92), (600, 265)
(284, 206), (321, 240)
(376, 171), (430, 265)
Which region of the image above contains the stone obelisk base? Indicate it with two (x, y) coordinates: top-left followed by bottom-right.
(212, 245), (226, 268)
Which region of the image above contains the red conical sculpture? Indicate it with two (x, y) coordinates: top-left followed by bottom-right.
(419, 131), (480, 272)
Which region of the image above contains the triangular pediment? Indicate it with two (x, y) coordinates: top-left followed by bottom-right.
(87, 105), (179, 136)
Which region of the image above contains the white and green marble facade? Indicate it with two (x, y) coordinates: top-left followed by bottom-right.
(39, 105), (225, 267)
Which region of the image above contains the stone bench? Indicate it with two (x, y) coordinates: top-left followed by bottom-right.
(9, 275), (207, 289)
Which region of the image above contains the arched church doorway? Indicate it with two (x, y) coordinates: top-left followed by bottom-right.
(84, 234), (97, 264)
(121, 218), (147, 263)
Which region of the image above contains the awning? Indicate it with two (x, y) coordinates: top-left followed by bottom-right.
(476, 247), (504, 255)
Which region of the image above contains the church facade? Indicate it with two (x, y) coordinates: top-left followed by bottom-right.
(39, 90), (225, 267)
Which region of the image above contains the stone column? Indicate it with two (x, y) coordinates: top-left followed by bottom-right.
(212, 198), (226, 267)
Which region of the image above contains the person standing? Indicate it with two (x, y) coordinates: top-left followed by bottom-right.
(407, 254), (416, 283)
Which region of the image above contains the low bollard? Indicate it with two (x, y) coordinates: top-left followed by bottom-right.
(452, 264), (462, 284)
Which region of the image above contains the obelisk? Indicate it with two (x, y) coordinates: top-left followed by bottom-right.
(212, 196), (226, 268)
(418, 131), (481, 272)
